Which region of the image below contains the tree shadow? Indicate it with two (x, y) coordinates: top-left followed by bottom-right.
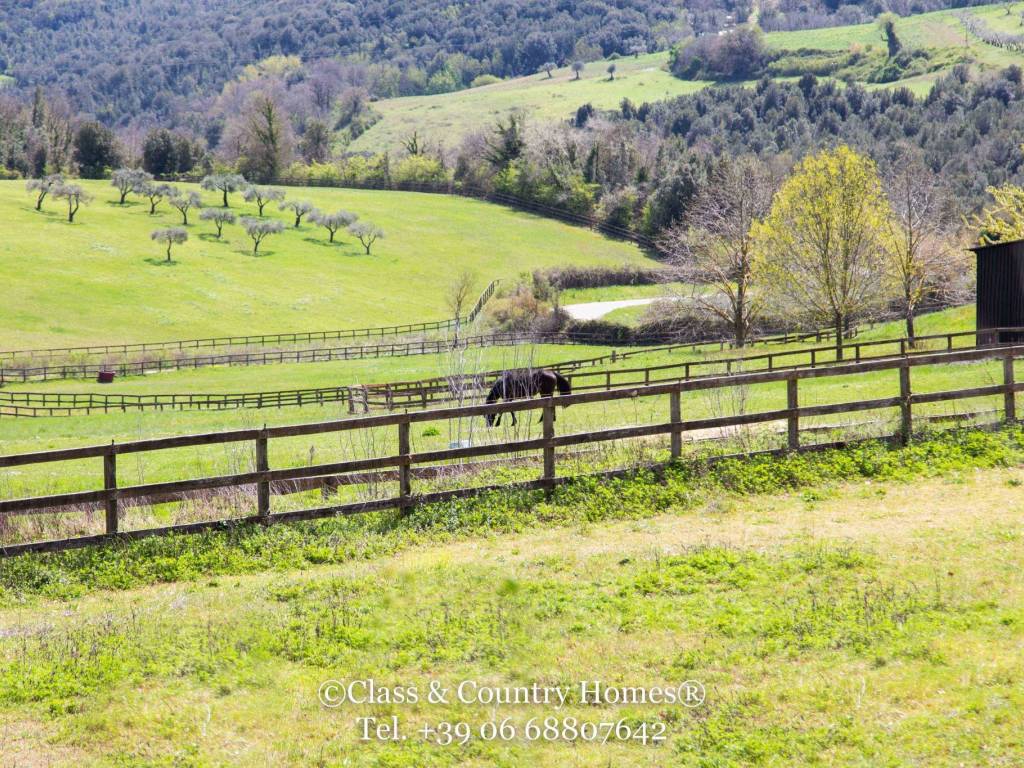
(106, 200), (145, 209)
(198, 233), (230, 243)
(302, 236), (343, 248)
(235, 249), (276, 258)
(144, 257), (180, 267)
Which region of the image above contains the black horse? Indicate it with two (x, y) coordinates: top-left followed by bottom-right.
(484, 369), (572, 427)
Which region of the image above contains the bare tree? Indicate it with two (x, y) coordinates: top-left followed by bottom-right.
(201, 173), (247, 207)
(445, 269), (478, 343)
(280, 200), (318, 227)
(242, 185), (286, 216)
(349, 221), (384, 254)
(659, 156), (779, 347)
(311, 210), (358, 242)
(25, 173), (64, 211)
(53, 182), (91, 223)
(882, 156), (966, 344)
(200, 208), (236, 238)
(111, 168), (151, 205)
(240, 217), (284, 254)
(169, 190), (203, 225)
(151, 227), (188, 262)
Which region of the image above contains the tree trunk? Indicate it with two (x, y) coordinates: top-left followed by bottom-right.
(166, 243), (172, 262)
(329, 230), (335, 243)
(834, 313), (845, 361)
(222, 189), (229, 207)
(119, 191), (128, 204)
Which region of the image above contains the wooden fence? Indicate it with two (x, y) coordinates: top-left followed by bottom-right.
(2, 328), (1016, 418)
(1, 343), (1022, 556)
(0, 282), (499, 364)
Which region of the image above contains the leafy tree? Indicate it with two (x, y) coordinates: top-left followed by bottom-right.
(142, 129), (201, 176)
(53, 182), (92, 223)
(25, 173), (64, 211)
(572, 61), (585, 80)
(169, 190), (204, 225)
(73, 121), (121, 179)
(349, 221), (384, 254)
(753, 146), (894, 359)
(236, 92), (293, 183)
(242, 185), (286, 216)
(969, 183), (1024, 244)
(660, 156), (779, 347)
(877, 13), (902, 58)
(199, 208), (237, 238)
(607, 63), (617, 81)
(201, 173), (247, 207)
(311, 210), (358, 242)
(240, 217), (285, 254)
(281, 200), (318, 227)
(151, 227), (188, 262)
(299, 120), (331, 164)
(484, 114), (525, 170)
(139, 181), (176, 215)
(539, 62), (556, 78)
(111, 168), (151, 205)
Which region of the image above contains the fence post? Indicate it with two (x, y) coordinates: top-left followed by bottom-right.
(670, 389), (682, 460)
(103, 443), (118, 534)
(899, 361), (912, 445)
(1004, 354), (1016, 424)
(542, 403), (556, 496)
(787, 376), (799, 451)
(398, 419), (413, 513)
(256, 430), (270, 521)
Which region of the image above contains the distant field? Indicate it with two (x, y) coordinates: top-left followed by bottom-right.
(350, 53), (708, 153)
(0, 180), (652, 349)
(351, 4), (1024, 154)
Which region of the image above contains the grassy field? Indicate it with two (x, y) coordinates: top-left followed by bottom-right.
(0, 180), (652, 350)
(348, 4), (1024, 154)
(2, 431), (1023, 765)
(349, 53), (708, 153)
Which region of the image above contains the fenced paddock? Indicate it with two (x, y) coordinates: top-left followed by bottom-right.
(1, 344), (1022, 556)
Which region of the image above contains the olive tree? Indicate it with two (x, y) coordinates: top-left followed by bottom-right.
(240, 217), (284, 254)
(53, 182), (92, 223)
(281, 200), (318, 227)
(753, 146), (894, 360)
(572, 61), (584, 80)
(151, 227), (188, 262)
(201, 173), (247, 207)
(539, 61), (556, 78)
(138, 181), (176, 214)
(26, 174), (64, 211)
(349, 221), (384, 254)
(111, 168), (151, 205)
(311, 209), (358, 242)
(242, 185), (285, 216)
(169, 190), (203, 225)
(200, 208), (237, 238)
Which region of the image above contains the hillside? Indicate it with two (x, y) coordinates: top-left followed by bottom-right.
(0, 180), (652, 349)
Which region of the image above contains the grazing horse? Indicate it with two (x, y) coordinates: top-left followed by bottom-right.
(484, 369), (572, 427)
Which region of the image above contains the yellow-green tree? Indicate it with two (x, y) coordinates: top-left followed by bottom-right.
(753, 146), (893, 360)
(968, 184), (1024, 245)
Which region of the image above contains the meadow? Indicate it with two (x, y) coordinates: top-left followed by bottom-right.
(0, 180), (652, 350)
(1, 429), (1023, 765)
(348, 2), (1024, 154)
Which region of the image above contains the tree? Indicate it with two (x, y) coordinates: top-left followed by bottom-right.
(484, 114), (525, 170)
(200, 208), (237, 238)
(240, 217), (284, 254)
(877, 13), (902, 58)
(53, 183), (91, 223)
(201, 174), (247, 207)
(242, 185), (286, 216)
(539, 62), (556, 78)
(572, 61), (585, 80)
(26, 174), (64, 211)
(139, 181), (176, 215)
(659, 156), (779, 347)
(445, 268), (477, 341)
(111, 168), (151, 205)
(169, 190), (204, 225)
(883, 157), (965, 344)
(281, 200), (318, 227)
(237, 92), (293, 183)
(142, 129), (201, 176)
(151, 227), (188, 262)
(349, 221), (384, 254)
(753, 146), (893, 360)
(607, 63), (617, 81)
(73, 121), (121, 179)
(311, 210), (358, 242)
(299, 120), (331, 164)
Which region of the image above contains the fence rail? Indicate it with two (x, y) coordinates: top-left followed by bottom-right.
(0, 281), (500, 363)
(1, 342), (1022, 556)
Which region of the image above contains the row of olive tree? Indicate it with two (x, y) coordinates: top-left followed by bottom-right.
(659, 146), (967, 356)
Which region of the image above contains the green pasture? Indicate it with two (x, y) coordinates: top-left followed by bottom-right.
(0, 180), (652, 350)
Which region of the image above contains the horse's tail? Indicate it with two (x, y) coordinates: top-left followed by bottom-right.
(553, 371), (572, 396)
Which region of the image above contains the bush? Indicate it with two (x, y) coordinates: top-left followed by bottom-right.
(537, 264), (674, 290)
(470, 74), (502, 88)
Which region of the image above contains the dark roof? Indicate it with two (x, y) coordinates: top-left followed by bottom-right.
(970, 238), (1024, 254)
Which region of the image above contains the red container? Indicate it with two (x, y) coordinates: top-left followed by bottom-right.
(97, 370), (115, 384)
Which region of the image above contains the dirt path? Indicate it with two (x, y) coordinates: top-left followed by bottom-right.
(561, 298), (659, 320)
